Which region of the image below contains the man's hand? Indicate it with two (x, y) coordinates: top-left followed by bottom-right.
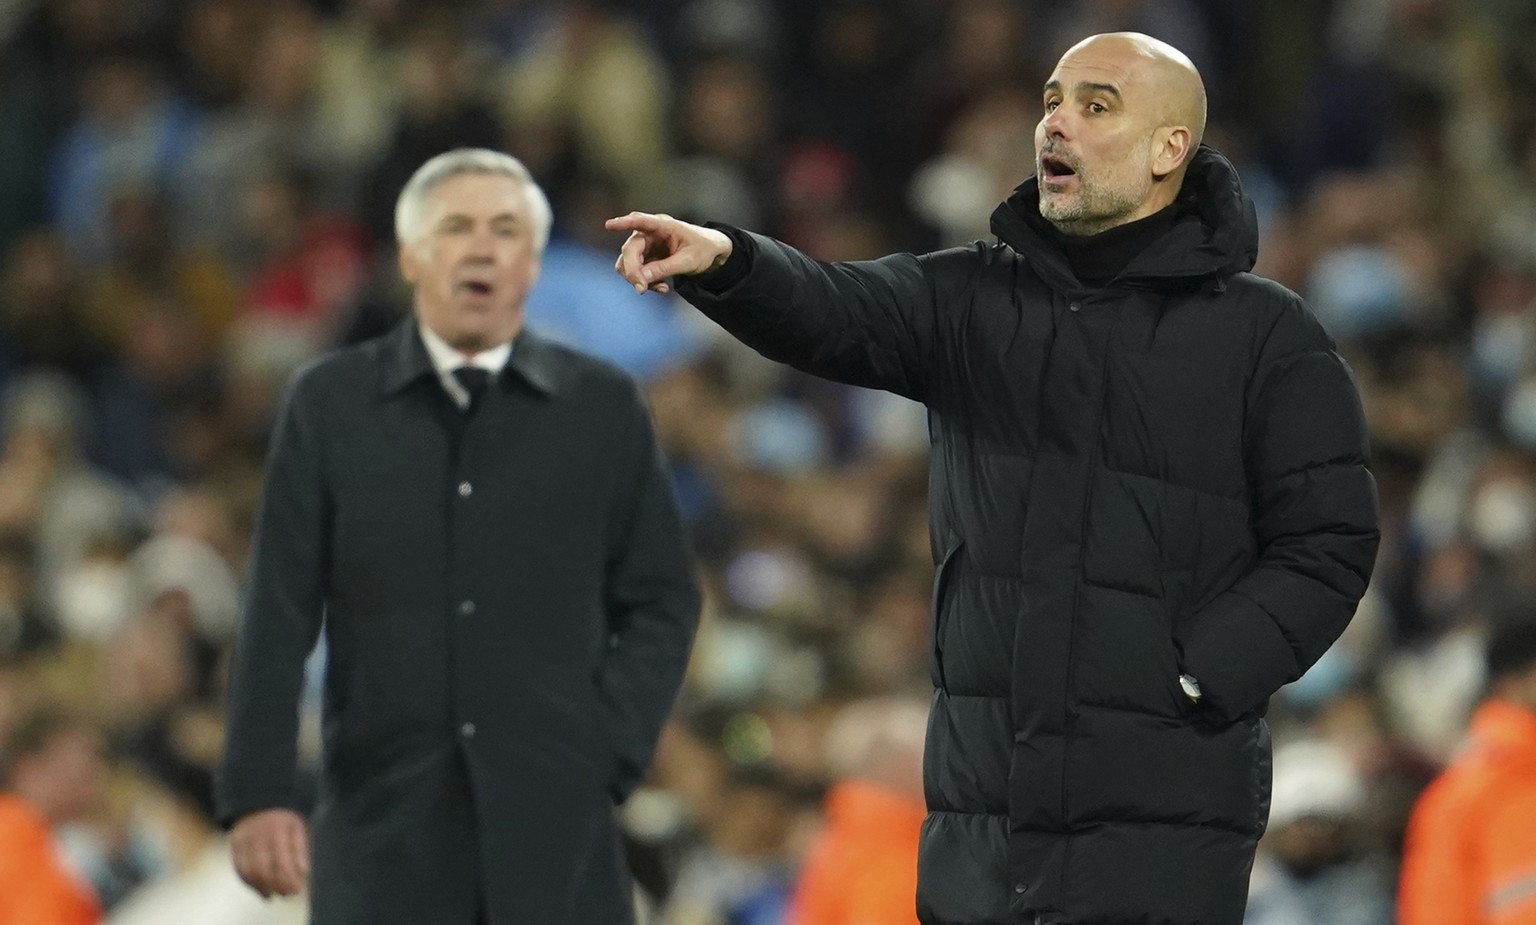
(230, 808), (310, 898)
(606, 212), (734, 295)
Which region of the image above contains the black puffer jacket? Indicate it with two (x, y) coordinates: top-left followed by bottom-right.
(676, 146), (1379, 925)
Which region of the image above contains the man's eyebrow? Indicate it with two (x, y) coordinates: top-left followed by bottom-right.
(436, 212), (521, 225)
(1042, 79), (1123, 101)
(1081, 82), (1123, 101)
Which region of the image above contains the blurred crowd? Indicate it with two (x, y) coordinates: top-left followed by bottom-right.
(2, 0), (1536, 922)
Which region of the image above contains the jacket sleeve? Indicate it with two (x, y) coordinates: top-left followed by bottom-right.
(1398, 776), (1481, 925)
(673, 226), (952, 403)
(216, 368), (329, 826)
(1485, 786), (1536, 924)
(3, 819), (101, 925)
(1173, 301), (1379, 724)
(595, 381), (701, 803)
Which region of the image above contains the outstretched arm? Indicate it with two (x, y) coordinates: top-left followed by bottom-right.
(607, 212), (955, 402)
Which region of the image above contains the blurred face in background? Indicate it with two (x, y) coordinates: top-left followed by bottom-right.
(4, 232), (74, 327)
(1468, 452), (1536, 558)
(43, 729), (106, 823)
(1500, 661), (1536, 711)
(83, 55), (158, 127)
(399, 13), (474, 118)
(399, 172), (541, 353)
(249, 5), (319, 114)
(1267, 815), (1360, 876)
(709, 778), (793, 858)
(52, 0), (125, 47)
(181, 0), (260, 106)
(12, 727), (107, 825)
(682, 57), (773, 162)
(107, 190), (171, 270)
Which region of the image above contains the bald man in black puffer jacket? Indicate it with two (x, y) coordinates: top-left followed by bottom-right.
(610, 32), (1379, 925)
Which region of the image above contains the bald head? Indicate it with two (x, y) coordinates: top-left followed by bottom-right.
(1035, 32), (1208, 235)
(1064, 32), (1206, 153)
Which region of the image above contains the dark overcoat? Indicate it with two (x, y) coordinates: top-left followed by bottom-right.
(675, 146), (1379, 925)
(216, 322), (699, 925)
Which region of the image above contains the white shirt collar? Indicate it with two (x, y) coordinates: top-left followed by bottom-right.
(418, 323), (512, 408)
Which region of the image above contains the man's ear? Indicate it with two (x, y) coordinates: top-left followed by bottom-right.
(398, 243), (417, 285)
(1152, 126), (1193, 180)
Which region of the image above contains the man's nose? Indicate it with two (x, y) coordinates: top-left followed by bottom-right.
(1041, 108), (1069, 140)
(466, 227), (497, 255)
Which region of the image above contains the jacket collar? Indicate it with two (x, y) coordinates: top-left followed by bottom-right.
(988, 144), (1259, 297)
(378, 320), (560, 399)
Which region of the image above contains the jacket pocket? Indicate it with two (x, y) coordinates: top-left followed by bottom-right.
(930, 536), (964, 691)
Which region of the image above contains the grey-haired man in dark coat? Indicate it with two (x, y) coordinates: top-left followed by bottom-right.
(219, 148), (699, 925)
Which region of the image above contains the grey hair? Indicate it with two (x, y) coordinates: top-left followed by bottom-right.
(394, 148), (554, 253)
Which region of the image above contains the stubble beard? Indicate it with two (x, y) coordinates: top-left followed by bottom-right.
(1039, 171), (1148, 237)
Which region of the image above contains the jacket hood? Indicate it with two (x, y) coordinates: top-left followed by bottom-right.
(989, 144), (1259, 295)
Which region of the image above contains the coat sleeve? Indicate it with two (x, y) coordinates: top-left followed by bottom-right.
(673, 227), (962, 403)
(594, 381), (701, 803)
(1485, 786), (1536, 924)
(216, 367), (329, 826)
(786, 837), (843, 925)
(1173, 301), (1379, 724)
(1, 821), (101, 925)
(1398, 775), (1481, 925)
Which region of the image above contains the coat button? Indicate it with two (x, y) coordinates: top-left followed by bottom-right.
(459, 600), (476, 616)
(1014, 883), (1027, 894)
(458, 481), (473, 497)
(1069, 301), (1081, 312)
(461, 722), (476, 738)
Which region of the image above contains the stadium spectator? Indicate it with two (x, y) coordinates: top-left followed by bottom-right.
(1245, 738), (1393, 925)
(0, 707), (106, 925)
(1399, 613), (1536, 925)
(787, 697), (927, 925)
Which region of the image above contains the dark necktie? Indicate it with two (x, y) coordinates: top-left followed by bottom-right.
(452, 366), (491, 413)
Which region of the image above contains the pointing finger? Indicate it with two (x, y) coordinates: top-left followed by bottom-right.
(605, 212), (664, 234)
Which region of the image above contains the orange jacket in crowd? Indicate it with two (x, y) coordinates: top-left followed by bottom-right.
(789, 779), (927, 925)
(0, 793), (101, 925)
(1400, 699), (1536, 925)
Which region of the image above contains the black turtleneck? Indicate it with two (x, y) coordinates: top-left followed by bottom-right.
(1048, 203), (1183, 288)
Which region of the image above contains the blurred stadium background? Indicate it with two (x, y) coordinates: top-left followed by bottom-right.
(1, 0), (1535, 922)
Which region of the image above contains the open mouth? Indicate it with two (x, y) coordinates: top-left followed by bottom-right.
(458, 280), (494, 297)
(1039, 154), (1077, 182)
